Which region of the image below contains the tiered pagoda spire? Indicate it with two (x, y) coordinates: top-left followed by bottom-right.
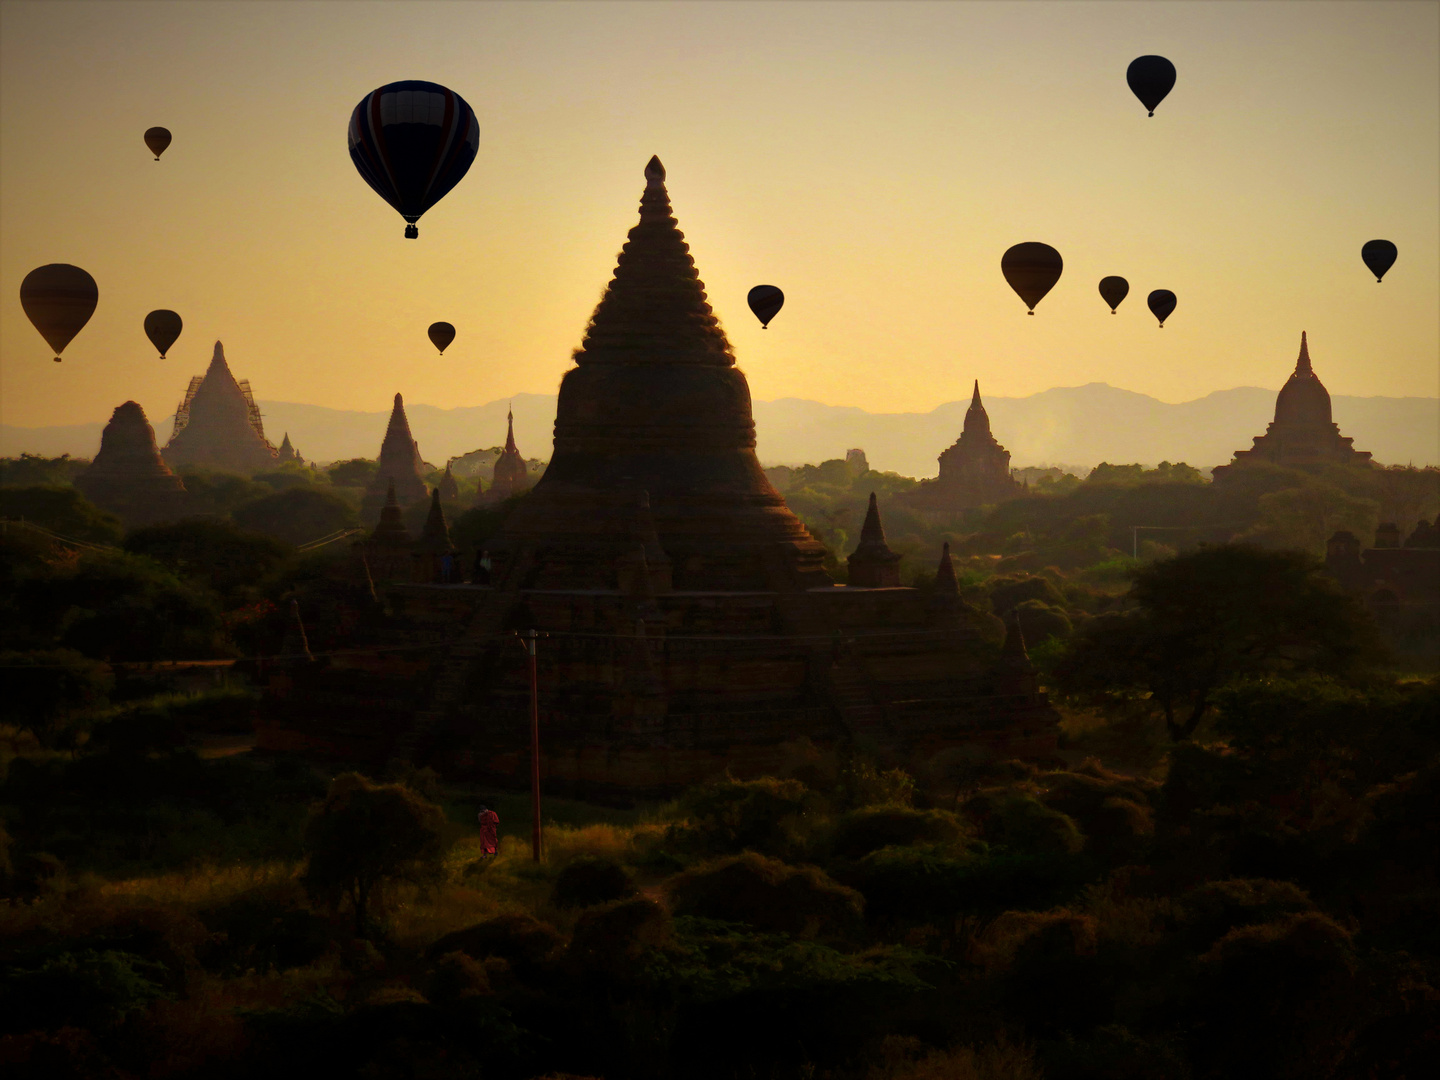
(364, 393), (429, 517)
(847, 493), (902, 587)
(905, 381), (1022, 512)
(77, 401), (187, 526)
(485, 407), (530, 503)
(490, 157), (828, 591)
(1214, 332), (1373, 478)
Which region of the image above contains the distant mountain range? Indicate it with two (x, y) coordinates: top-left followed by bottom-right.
(4, 384), (1435, 477)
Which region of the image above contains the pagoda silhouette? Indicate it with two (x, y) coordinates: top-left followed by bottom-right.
(162, 342), (278, 474)
(264, 158), (1058, 792)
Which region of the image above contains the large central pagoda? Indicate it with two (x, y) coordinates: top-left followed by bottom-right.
(491, 157), (828, 592)
(264, 159), (1057, 793)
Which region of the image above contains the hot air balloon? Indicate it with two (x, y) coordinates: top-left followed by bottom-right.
(747, 285), (784, 328)
(144, 127), (171, 160)
(428, 321), (456, 354)
(1001, 243), (1063, 314)
(1127, 56), (1176, 116)
(20, 264), (98, 362)
(1098, 276), (1130, 314)
(144, 309), (183, 358)
(348, 80), (479, 239)
(1147, 289), (1177, 327)
(1361, 240), (1397, 283)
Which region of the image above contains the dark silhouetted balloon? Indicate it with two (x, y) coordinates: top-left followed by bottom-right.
(144, 127), (171, 160)
(428, 321), (456, 354)
(348, 80), (479, 239)
(1147, 289), (1177, 327)
(144, 309), (183, 358)
(20, 264), (98, 362)
(1001, 243), (1063, 314)
(1361, 239), (1397, 283)
(747, 285), (784, 328)
(1098, 276), (1130, 314)
(1127, 56), (1176, 116)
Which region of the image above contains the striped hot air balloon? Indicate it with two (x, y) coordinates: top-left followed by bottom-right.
(347, 80), (479, 239)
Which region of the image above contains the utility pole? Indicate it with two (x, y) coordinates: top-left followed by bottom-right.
(523, 628), (542, 862)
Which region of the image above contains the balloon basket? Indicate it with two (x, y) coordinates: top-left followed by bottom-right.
(405, 225), (419, 239)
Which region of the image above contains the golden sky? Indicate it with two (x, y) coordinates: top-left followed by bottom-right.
(2, 0), (1436, 430)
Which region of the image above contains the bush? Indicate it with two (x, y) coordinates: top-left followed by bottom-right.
(567, 896), (672, 979)
(988, 575), (1066, 618)
(427, 912), (563, 978)
(668, 775), (814, 859)
(667, 852), (864, 937)
(124, 518), (292, 607)
(0, 649), (113, 746)
(829, 806), (967, 860)
(551, 855), (637, 910)
(962, 789), (1086, 857)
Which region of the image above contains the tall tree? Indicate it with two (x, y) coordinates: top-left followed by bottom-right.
(302, 773), (448, 937)
(1055, 544), (1381, 740)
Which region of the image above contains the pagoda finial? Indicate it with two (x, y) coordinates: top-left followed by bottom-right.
(504, 406), (518, 454)
(207, 340), (231, 375)
(570, 157), (734, 366)
(963, 379), (992, 436)
(859, 492), (886, 545)
(1296, 331), (1312, 375)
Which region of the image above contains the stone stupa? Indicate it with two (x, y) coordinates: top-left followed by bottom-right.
(905, 381), (1022, 512)
(489, 156), (829, 591)
(479, 407), (532, 505)
(76, 401), (187, 526)
(363, 393), (429, 520)
(162, 341), (278, 474)
(1214, 332), (1374, 479)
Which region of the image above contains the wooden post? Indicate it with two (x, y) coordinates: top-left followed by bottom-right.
(526, 629), (542, 862)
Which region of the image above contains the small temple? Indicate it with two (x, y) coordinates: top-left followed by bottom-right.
(162, 341), (278, 474)
(275, 433), (302, 463)
(904, 381), (1023, 512)
(76, 401), (187, 526)
(478, 407), (532, 504)
(363, 393), (429, 519)
(1213, 332), (1373, 480)
(262, 157), (1058, 792)
(437, 462), (460, 503)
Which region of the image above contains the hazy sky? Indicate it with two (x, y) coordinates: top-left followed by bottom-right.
(2, 0), (1436, 431)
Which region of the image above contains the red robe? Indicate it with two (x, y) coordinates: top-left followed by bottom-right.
(478, 809), (499, 855)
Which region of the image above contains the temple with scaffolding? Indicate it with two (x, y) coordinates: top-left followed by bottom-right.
(162, 341), (279, 474)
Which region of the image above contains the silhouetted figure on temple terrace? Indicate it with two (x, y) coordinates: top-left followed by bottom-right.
(76, 401), (187, 527)
(162, 341), (279, 473)
(477, 806), (499, 856)
(1213, 332), (1373, 479)
(472, 549), (492, 585)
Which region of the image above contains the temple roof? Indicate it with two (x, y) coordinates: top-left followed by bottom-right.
(162, 341), (277, 471)
(849, 492), (901, 564)
(1274, 331), (1333, 428)
(366, 392), (428, 509)
(416, 487), (454, 551)
(571, 156), (735, 367)
(932, 542), (961, 605)
(371, 479), (411, 544)
(963, 381), (992, 437)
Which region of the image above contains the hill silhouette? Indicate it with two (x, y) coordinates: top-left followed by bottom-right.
(4, 384), (1435, 475)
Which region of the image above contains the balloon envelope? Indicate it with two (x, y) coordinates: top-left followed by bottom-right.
(747, 285), (784, 328)
(20, 264), (98, 361)
(144, 126), (171, 160)
(1001, 243), (1063, 313)
(428, 321), (456, 354)
(144, 309), (183, 358)
(1147, 289), (1177, 327)
(1127, 55), (1176, 116)
(1361, 239), (1397, 282)
(1098, 276), (1130, 314)
(348, 80), (479, 238)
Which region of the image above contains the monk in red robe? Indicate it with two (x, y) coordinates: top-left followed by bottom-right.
(477, 805), (499, 856)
